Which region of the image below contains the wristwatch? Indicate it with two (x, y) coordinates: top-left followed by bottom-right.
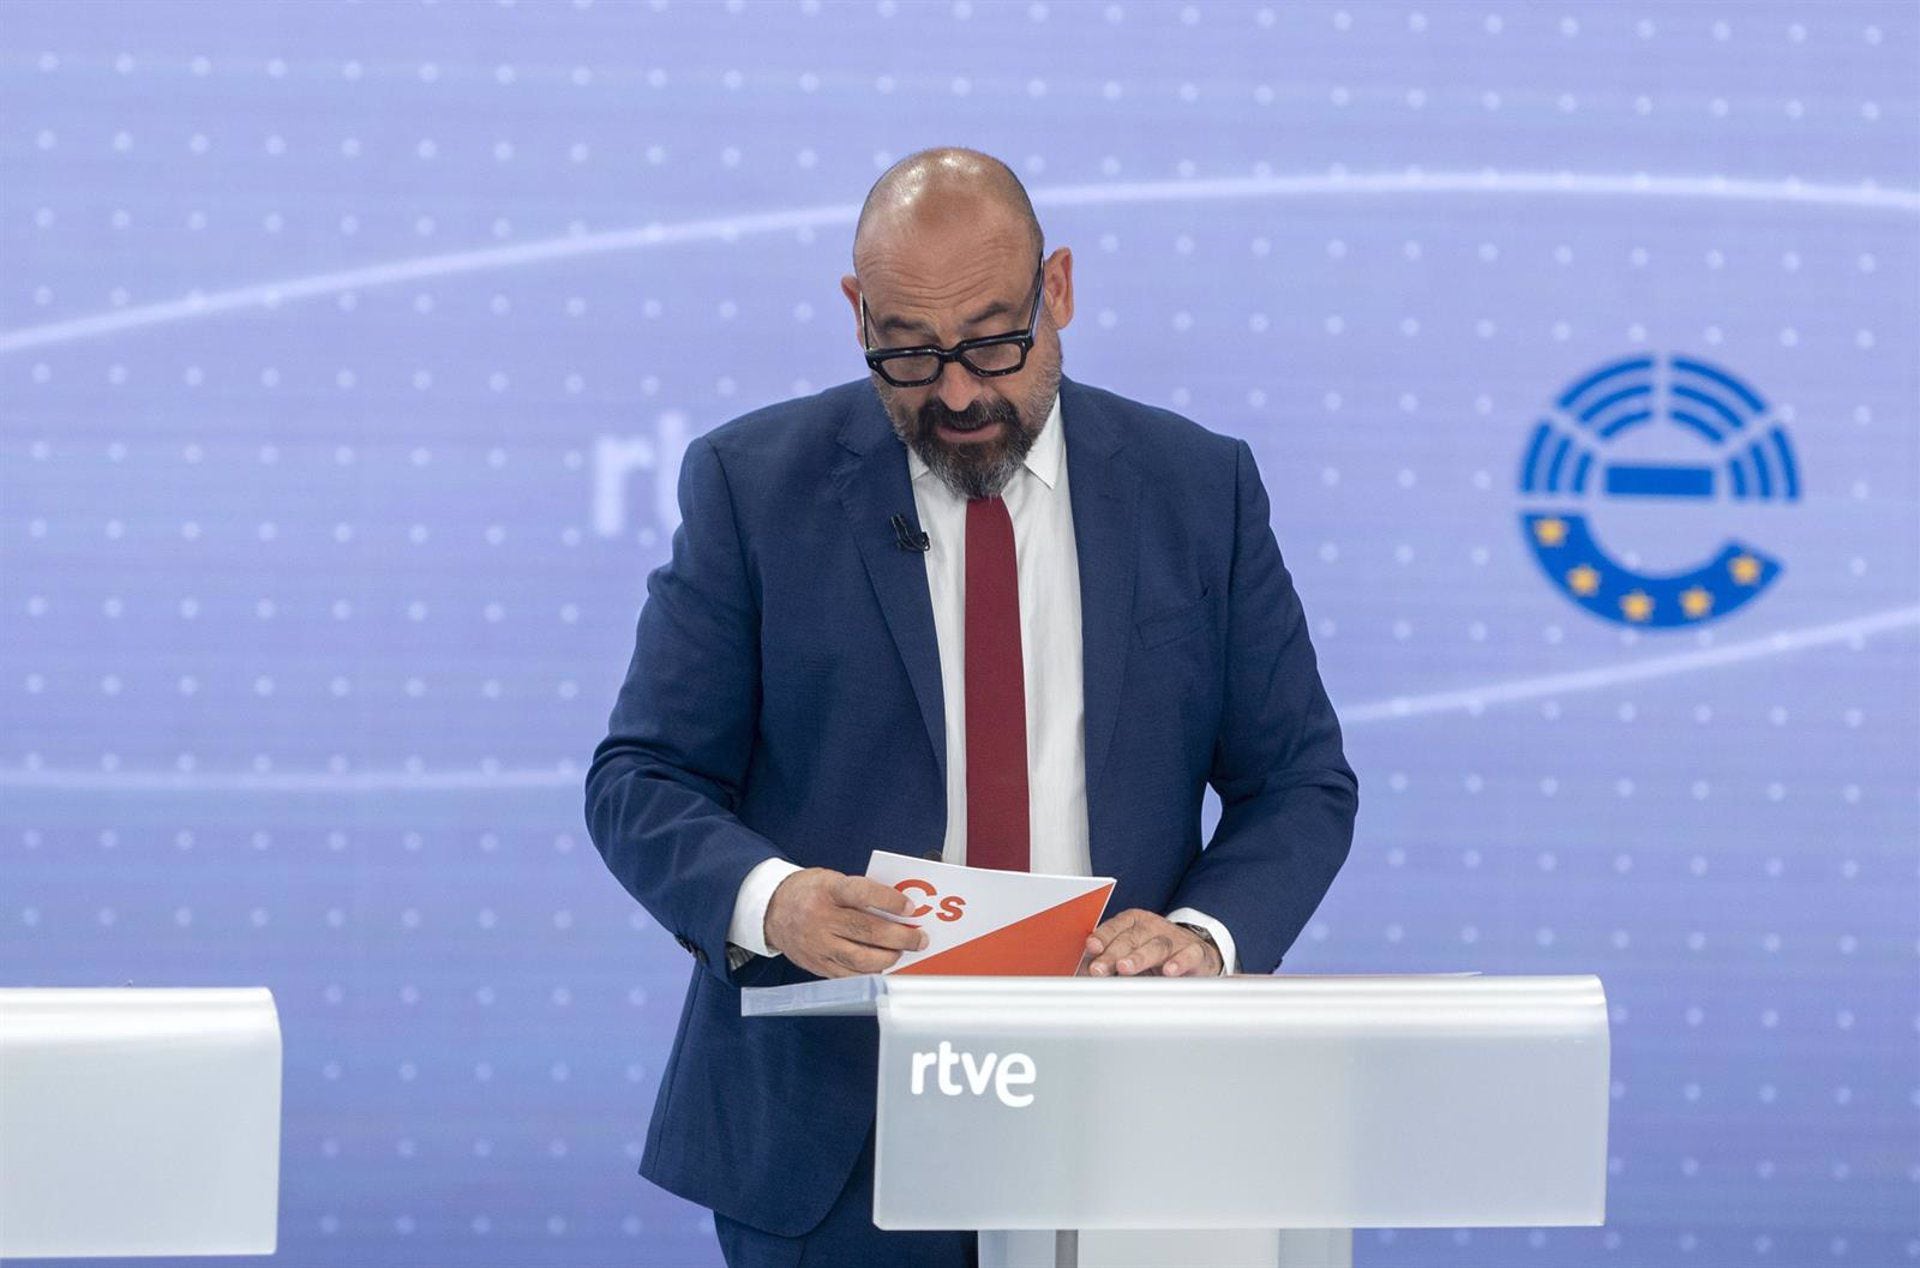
(1173, 922), (1223, 975)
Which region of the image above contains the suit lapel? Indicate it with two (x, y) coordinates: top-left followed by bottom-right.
(1061, 379), (1141, 831)
(831, 392), (947, 782)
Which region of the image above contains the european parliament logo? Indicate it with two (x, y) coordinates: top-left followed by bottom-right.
(1517, 354), (1801, 629)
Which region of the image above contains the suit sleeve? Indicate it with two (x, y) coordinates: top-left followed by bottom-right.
(584, 435), (787, 984)
(1165, 439), (1359, 973)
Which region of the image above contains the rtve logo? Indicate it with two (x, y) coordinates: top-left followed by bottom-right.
(909, 1041), (1037, 1109)
(893, 878), (967, 923)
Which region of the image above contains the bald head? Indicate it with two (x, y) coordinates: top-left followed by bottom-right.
(840, 145), (1072, 499)
(852, 147), (1043, 270)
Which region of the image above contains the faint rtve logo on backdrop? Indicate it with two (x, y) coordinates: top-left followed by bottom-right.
(593, 412), (689, 543)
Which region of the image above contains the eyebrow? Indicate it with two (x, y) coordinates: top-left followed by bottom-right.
(875, 297), (1018, 340)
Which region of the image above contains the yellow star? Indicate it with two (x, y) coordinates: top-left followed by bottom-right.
(1619, 590), (1655, 623)
(1729, 554), (1762, 586)
(1680, 587), (1714, 619)
(1533, 517), (1568, 548)
(1566, 564), (1602, 597)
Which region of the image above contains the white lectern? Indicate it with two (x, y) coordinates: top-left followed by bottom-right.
(0, 988), (282, 1259)
(746, 974), (1608, 1268)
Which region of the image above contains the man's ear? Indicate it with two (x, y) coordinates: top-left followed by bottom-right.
(1043, 247), (1074, 332)
(839, 274), (864, 344)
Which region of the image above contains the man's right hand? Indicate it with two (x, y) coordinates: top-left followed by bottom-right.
(763, 868), (929, 978)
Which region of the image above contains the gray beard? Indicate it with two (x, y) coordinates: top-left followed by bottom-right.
(879, 363), (1059, 501)
(910, 426), (1032, 500)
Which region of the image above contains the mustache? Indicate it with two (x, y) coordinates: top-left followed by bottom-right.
(918, 395), (1021, 435)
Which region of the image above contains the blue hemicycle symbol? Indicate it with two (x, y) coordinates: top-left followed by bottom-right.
(1517, 354), (1799, 628)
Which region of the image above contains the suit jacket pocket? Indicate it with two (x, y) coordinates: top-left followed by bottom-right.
(1134, 591), (1211, 649)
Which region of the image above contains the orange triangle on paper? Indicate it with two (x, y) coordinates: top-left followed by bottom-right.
(893, 884), (1114, 977)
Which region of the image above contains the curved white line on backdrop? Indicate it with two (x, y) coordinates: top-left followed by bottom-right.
(1339, 602), (1920, 723)
(2, 169), (1917, 356)
(3, 603), (1914, 792)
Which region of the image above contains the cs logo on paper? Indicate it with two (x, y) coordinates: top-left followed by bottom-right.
(894, 878), (967, 923)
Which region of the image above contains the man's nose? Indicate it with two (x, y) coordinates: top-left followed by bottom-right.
(933, 359), (978, 412)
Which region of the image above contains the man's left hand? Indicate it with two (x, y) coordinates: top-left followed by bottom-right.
(1082, 910), (1221, 978)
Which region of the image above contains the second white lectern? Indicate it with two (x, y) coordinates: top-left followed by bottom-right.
(0, 987), (282, 1260)
(746, 973), (1608, 1268)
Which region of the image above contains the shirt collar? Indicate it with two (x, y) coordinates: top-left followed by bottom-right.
(907, 392), (1065, 491)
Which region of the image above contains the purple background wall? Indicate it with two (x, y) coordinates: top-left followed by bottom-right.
(3, 2), (1916, 1264)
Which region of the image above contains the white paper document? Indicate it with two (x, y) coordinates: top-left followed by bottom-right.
(863, 850), (1115, 976)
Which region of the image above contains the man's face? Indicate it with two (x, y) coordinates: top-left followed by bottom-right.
(844, 225), (1073, 500)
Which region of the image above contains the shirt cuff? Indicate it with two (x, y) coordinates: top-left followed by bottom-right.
(727, 857), (805, 960)
(1165, 907), (1238, 976)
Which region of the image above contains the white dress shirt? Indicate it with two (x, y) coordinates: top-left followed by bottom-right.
(727, 394), (1238, 974)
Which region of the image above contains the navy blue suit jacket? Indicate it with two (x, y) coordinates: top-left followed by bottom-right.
(585, 376), (1357, 1236)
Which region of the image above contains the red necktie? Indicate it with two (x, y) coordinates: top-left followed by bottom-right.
(964, 496), (1031, 872)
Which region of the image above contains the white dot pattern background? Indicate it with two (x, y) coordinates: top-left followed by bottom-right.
(1, 2), (1916, 1265)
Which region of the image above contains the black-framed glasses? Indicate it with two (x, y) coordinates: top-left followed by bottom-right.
(860, 261), (1045, 388)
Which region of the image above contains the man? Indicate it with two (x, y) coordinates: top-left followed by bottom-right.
(586, 147), (1357, 1267)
